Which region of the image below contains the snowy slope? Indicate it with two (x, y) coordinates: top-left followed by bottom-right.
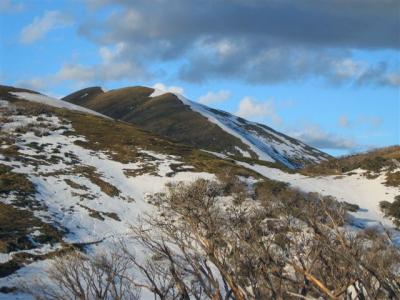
(10, 92), (108, 118)
(0, 93), (216, 299)
(237, 161), (400, 244)
(150, 89), (329, 169)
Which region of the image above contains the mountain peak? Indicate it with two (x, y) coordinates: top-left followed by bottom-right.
(63, 85), (331, 168)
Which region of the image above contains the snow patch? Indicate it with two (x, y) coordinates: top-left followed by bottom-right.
(0, 99), (9, 108)
(149, 88), (166, 97)
(234, 146), (251, 158)
(10, 92), (108, 118)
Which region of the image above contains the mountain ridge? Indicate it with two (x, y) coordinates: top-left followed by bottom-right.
(62, 86), (331, 169)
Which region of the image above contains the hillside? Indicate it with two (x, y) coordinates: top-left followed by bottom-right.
(302, 146), (400, 187)
(0, 85), (399, 299)
(62, 86), (330, 169)
(0, 85), (263, 296)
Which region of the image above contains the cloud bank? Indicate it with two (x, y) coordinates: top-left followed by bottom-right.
(72, 0), (400, 86)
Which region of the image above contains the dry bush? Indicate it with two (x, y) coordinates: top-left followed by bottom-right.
(380, 196), (400, 228)
(25, 178), (400, 300)
(128, 179), (400, 300)
(25, 251), (141, 300)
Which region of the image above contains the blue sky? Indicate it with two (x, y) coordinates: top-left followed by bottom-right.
(0, 0), (399, 156)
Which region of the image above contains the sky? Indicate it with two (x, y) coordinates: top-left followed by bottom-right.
(0, 0), (399, 156)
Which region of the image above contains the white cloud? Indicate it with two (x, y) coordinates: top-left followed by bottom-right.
(54, 44), (145, 84)
(197, 90), (231, 105)
(99, 43), (125, 63)
(152, 83), (185, 96)
(55, 64), (94, 82)
(14, 43), (148, 89)
(55, 61), (144, 83)
(332, 58), (365, 79)
(291, 125), (357, 150)
(235, 97), (282, 125)
(20, 10), (72, 44)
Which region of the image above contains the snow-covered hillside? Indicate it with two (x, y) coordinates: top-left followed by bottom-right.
(1, 87), (399, 299)
(0, 90), (217, 299)
(150, 89), (329, 169)
(237, 161), (400, 243)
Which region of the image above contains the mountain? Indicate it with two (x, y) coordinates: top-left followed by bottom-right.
(1, 84), (399, 299)
(62, 86), (330, 169)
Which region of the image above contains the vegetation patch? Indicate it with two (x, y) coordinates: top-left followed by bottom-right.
(165, 163), (195, 177)
(0, 202), (62, 253)
(87, 173), (120, 197)
(302, 146), (400, 187)
(103, 212), (121, 221)
(124, 164), (159, 177)
(78, 204), (121, 222)
(254, 178), (290, 198)
(70, 165), (120, 197)
(0, 259), (21, 278)
(380, 195), (400, 228)
(0, 161), (65, 278)
(78, 204), (104, 221)
(385, 171), (400, 187)
(59, 110), (263, 180)
(2, 94), (265, 180)
(341, 201), (360, 212)
(0, 202), (65, 279)
(64, 179), (89, 191)
(0, 243), (79, 279)
(228, 154), (294, 173)
(0, 164), (34, 195)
